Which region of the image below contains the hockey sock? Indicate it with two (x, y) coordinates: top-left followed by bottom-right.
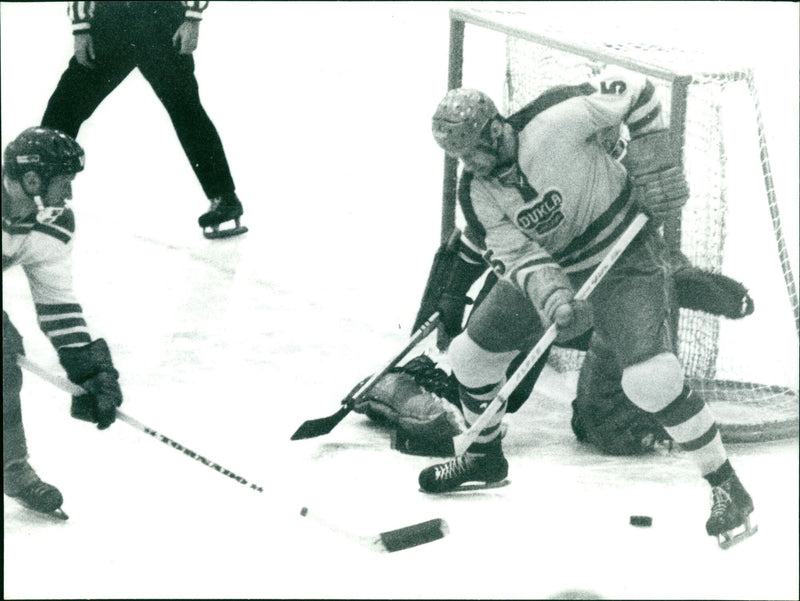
(468, 436), (503, 457)
(703, 459), (735, 487)
(460, 380), (506, 452)
(654, 385), (728, 476)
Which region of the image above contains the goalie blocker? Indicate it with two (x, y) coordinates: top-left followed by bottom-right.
(362, 261), (753, 456)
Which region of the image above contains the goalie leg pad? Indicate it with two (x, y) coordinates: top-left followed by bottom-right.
(571, 335), (670, 455)
(621, 352), (684, 413)
(352, 356), (465, 441)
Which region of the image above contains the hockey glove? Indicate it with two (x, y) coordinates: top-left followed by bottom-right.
(58, 339), (123, 430)
(525, 265), (593, 344)
(626, 130), (689, 223)
(551, 294), (593, 344)
(673, 266), (754, 319)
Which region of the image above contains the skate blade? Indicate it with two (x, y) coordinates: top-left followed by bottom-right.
(51, 507), (69, 520)
(717, 519), (758, 549)
(15, 501), (69, 521)
(203, 224), (248, 239)
(419, 479), (510, 494)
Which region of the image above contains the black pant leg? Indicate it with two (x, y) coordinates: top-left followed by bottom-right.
(141, 56), (236, 199)
(41, 5), (137, 138)
(41, 57), (135, 138)
(134, 4), (235, 199)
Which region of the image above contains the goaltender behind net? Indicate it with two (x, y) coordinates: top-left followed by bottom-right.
(2, 127), (125, 520)
(358, 73), (758, 548)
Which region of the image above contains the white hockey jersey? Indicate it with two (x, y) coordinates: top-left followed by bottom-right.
(2, 193), (92, 350)
(458, 70), (665, 297)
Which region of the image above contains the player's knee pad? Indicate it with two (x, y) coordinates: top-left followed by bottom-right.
(449, 332), (519, 390)
(621, 352), (684, 413)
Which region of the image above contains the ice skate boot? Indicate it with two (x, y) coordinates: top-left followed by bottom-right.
(705, 472), (756, 549)
(4, 461), (68, 520)
(198, 192), (248, 239)
(419, 451), (508, 493)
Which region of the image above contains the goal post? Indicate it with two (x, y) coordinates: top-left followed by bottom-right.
(439, 6), (798, 442)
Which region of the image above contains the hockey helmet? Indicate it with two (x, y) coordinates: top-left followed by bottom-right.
(432, 89), (500, 156)
(3, 127), (85, 182)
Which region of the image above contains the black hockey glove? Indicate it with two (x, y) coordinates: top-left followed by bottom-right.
(673, 266), (754, 319)
(58, 339), (123, 430)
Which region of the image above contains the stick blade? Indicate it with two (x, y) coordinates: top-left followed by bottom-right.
(378, 518), (449, 552)
(290, 406), (351, 440)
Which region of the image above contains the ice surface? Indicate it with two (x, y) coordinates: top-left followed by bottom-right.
(2, 3), (798, 599)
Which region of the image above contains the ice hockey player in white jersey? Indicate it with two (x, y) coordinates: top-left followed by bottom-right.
(422, 72), (756, 547)
(2, 127), (124, 520)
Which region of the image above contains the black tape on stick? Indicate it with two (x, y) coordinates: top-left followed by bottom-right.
(379, 518), (449, 552)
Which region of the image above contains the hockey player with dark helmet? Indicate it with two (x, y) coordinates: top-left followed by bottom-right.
(3, 126), (85, 224)
(3, 126), (124, 520)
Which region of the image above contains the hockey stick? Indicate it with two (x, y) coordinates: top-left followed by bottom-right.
(16, 354), (267, 492)
(290, 311), (442, 440)
(452, 213), (650, 456)
(17, 354), (449, 552)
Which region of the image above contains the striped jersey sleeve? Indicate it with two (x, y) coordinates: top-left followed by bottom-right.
(35, 302), (92, 349)
(182, 1), (209, 21)
(68, 1), (209, 33)
(24, 237), (92, 349)
(3, 210), (92, 350)
(68, 2), (95, 33)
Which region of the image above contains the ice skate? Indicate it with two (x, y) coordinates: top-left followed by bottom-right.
(4, 461), (68, 520)
(198, 192), (248, 239)
(705, 473), (757, 549)
(419, 451), (508, 493)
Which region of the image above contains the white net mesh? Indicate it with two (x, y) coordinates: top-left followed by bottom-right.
(452, 5), (798, 425)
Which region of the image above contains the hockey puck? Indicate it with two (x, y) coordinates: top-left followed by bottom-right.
(300, 507), (308, 517)
(630, 515), (652, 527)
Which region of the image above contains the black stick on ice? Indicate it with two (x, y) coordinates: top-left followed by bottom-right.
(299, 507), (449, 553)
(290, 311), (441, 440)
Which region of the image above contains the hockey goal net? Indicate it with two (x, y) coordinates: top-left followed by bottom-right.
(442, 5), (798, 442)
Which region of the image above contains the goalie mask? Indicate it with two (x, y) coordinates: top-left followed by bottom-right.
(432, 89), (500, 157)
(3, 127), (85, 223)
